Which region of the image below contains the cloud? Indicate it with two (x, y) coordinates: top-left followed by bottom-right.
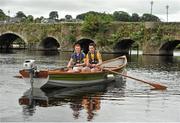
(1, 0), (180, 21)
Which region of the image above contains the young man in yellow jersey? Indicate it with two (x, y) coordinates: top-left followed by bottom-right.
(82, 43), (102, 72)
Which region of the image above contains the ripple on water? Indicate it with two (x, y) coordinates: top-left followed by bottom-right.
(0, 50), (180, 122)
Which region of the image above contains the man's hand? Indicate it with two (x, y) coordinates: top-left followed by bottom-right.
(67, 64), (71, 68)
(76, 64), (81, 67)
(91, 64), (96, 67)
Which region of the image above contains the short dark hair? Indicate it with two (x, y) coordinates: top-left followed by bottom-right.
(89, 43), (96, 48)
(73, 43), (81, 48)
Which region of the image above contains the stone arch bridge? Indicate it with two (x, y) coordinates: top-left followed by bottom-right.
(0, 22), (180, 55)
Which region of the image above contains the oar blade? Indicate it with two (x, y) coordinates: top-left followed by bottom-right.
(150, 83), (167, 90)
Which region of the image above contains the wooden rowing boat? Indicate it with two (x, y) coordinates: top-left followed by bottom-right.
(19, 55), (127, 88)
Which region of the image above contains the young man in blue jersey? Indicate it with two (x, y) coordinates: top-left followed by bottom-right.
(67, 43), (86, 72)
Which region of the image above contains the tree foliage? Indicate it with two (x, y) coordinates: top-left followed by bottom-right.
(15, 11), (26, 19)
(131, 13), (140, 22)
(34, 16), (47, 23)
(65, 15), (72, 20)
(64, 34), (76, 43)
(0, 9), (6, 21)
(26, 15), (34, 22)
(141, 13), (160, 22)
(77, 11), (161, 22)
(82, 14), (112, 38)
(113, 11), (131, 21)
(76, 11), (113, 20)
(0, 9), (161, 23)
(82, 14), (112, 46)
(49, 11), (59, 19)
(76, 11), (97, 20)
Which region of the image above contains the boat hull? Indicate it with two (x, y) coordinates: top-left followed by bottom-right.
(46, 79), (113, 87)
(19, 70), (49, 88)
(19, 55), (127, 88)
(23, 77), (49, 88)
(46, 71), (110, 87)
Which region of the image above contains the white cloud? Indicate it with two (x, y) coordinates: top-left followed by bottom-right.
(1, 0), (180, 21)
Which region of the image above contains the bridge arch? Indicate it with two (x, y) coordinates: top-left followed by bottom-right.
(159, 40), (180, 56)
(113, 38), (135, 54)
(76, 38), (95, 54)
(0, 32), (27, 49)
(39, 36), (60, 50)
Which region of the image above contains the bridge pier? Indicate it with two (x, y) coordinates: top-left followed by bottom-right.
(143, 40), (180, 56)
(0, 22), (180, 55)
(27, 43), (37, 50)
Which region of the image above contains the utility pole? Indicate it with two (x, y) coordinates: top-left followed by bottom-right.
(8, 10), (10, 22)
(150, 1), (154, 15)
(166, 5), (169, 22)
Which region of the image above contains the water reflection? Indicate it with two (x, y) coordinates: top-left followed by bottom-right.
(19, 78), (126, 121)
(0, 49), (14, 54)
(1, 49), (180, 122)
(126, 55), (180, 71)
(40, 50), (60, 56)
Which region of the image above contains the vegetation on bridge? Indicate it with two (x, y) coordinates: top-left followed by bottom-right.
(0, 8), (180, 53)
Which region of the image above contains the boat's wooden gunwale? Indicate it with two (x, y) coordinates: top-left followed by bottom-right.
(48, 56), (127, 75)
(48, 70), (105, 75)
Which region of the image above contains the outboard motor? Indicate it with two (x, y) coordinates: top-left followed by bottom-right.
(23, 60), (37, 72)
(20, 60), (49, 89)
(23, 60), (37, 88)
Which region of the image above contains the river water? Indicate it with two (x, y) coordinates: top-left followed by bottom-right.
(0, 50), (180, 122)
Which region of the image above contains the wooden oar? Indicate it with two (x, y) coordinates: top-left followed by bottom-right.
(103, 68), (167, 90)
(13, 75), (23, 79)
(53, 67), (68, 71)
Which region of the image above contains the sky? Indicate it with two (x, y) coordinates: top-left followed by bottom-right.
(1, 0), (180, 22)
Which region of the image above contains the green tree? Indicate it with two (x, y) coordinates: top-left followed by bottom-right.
(26, 15), (34, 22)
(76, 11), (113, 21)
(64, 34), (76, 43)
(40, 16), (45, 20)
(113, 11), (130, 21)
(130, 29), (144, 44)
(49, 11), (59, 19)
(34, 17), (41, 23)
(34, 16), (44, 23)
(82, 14), (99, 37)
(15, 11), (26, 19)
(141, 13), (160, 22)
(0, 9), (6, 21)
(65, 15), (72, 20)
(131, 13), (140, 22)
(82, 14), (112, 46)
(76, 11), (98, 20)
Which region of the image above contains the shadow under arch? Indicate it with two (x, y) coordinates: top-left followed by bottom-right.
(159, 40), (180, 56)
(0, 32), (27, 50)
(39, 37), (60, 50)
(75, 38), (95, 54)
(113, 39), (135, 55)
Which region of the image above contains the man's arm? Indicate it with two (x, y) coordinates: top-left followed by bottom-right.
(67, 58), (73, 68)
(96, 52), (102, 66)
(76, 61), (85, 67)
(85, 54), (91, 67)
